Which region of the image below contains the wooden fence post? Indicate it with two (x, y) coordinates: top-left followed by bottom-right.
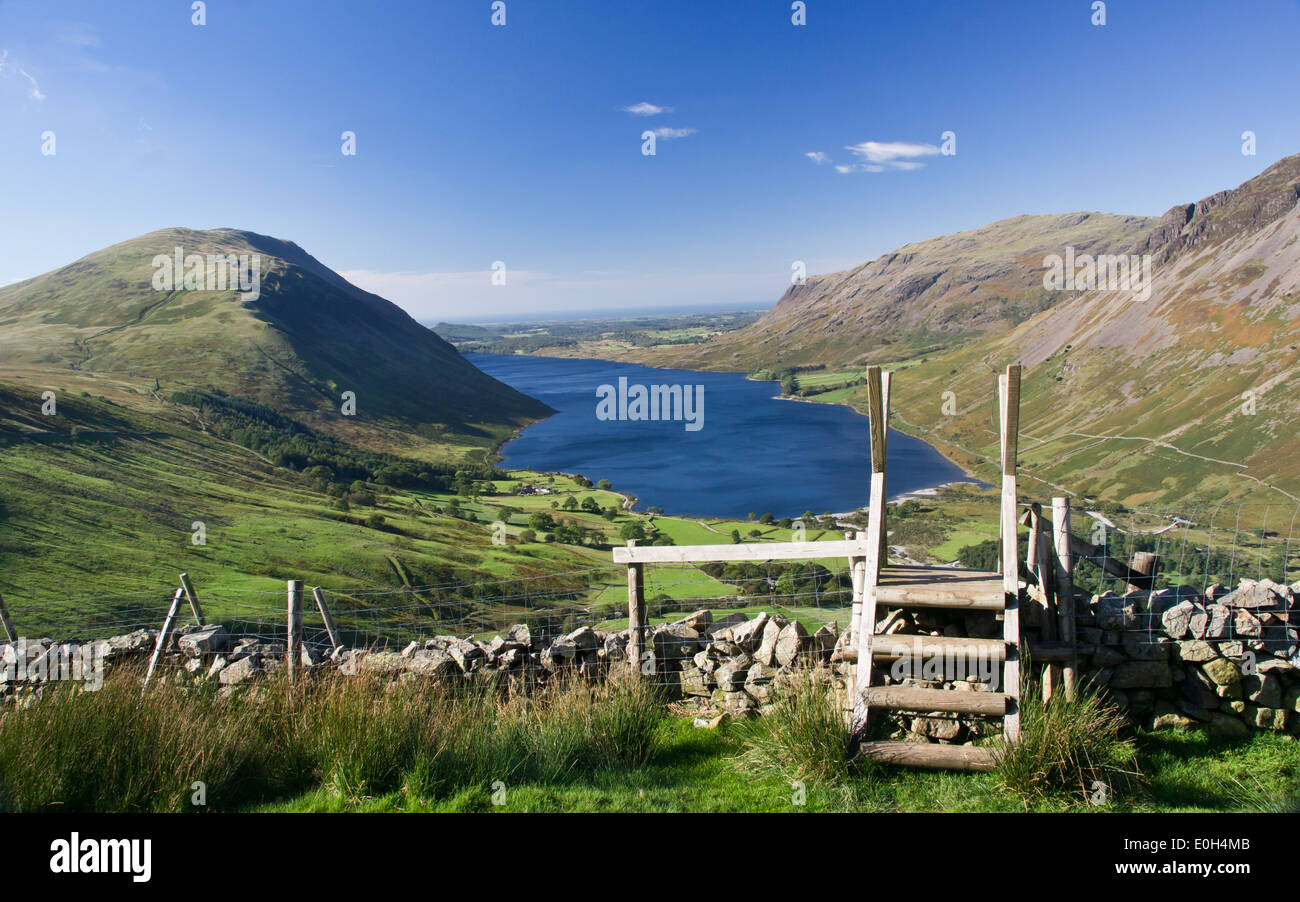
(626, 541), (646, 677)
(144, 587), (185, 689)
(852, 366), (889, 735)
(312, 586), (342, 651)
(999, 365), (1022, 742)
(1052, 496), (1078, 700)
(877, 370), (892, 564)
(178, 572), (206, 626)
(287, 580), (303, 685)
(1128, 552), (1160, 593)
(0, 593), (17, 643)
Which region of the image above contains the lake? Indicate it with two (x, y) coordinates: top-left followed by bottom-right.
(467, 353), (972, 519)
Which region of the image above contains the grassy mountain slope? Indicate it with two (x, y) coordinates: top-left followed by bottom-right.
(0, 228), (549, 448)
(621, 212), (1157, 372)
(882, 154), (1300, 508)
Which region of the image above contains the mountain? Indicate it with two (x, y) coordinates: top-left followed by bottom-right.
(638, 211), (1157, 372)
(0, 228), (549, 438)
(624, 155), (1300, 507)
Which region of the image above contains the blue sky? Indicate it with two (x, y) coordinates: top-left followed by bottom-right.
(2, 0), (1298, 321)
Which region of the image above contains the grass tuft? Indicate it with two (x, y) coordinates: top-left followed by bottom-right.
(994, 677), (1141, 804)
(734, 668), (856, 785)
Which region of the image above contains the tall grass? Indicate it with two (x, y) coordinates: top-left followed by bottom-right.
(734, 669), (855, 785)
(0, 669), (663, 812)
(994, 677), (1142, 803)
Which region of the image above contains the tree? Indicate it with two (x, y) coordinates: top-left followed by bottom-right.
(760, 512), (774, 525)
(602, 506), (618, 521)
(519, 528), (536, 544)
(561, 495), (579, 511)
(580, 496), (601, 513)
(528, 511), (556, 531)
(597, 479), (612, 490)
(619, 521), (646, 542)
(730, 529), (742, 544)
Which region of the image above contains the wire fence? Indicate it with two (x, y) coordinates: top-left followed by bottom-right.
(2, 502), (1292, 688)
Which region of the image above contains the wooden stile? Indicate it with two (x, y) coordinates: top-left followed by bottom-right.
(626, 541), (647, 677)
(1052, 496), (1078, 700)
(998, 365), (1022, 742)
(851, 366), (889, 735)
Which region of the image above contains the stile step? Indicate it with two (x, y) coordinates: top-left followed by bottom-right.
(857, 741), (998, 772)
(863, 685), (1007, 716)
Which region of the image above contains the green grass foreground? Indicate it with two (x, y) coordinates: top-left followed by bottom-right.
(0, 671), (1294, 813)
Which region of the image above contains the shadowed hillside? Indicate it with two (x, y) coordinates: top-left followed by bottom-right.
(0, 228), (551, 437)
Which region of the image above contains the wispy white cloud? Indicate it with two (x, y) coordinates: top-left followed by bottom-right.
(805, 151), (830, 164)
(624, 101), (673, 116)
(842, 140), (940, 170)
(0, 50), (45, 101)
(651, 126), (695, 139)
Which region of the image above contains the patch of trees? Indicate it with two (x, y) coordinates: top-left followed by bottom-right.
(169, 390), (503, 494)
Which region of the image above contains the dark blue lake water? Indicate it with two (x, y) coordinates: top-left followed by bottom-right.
(468, 353), (971, 519)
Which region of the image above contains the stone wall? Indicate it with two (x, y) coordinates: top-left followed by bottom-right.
(3, 577), (1296, 745)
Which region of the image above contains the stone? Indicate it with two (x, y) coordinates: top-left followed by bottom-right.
(1091, 646), (1125, 668)
(714, 656), (752, 692)
(95, 629), (156, 659)
(746, 661), (777, 684)
(1245, 705), (1287, 731)
(177, 624), (229, 657)
(672, 609), (713, 631)
(1123, 632), (1169, 661)
(1233, 609), (1262, 639)
(1241, 673), (1282, 708)
(1283, 684), (1300, 714)
(706, 613), (748, 636)
(541, 641), (577, 670)
(505, 623), (531, 647)
(711, 689), (754, 712)
(406, 649), (458, 678)
(1161, 601), (1198, 639)
(1203, 605), (1232, 639)
(565, 626), (601, 651)
(755, 620), (783, 666)
(343, 650), (406, 676)
(217, 655), (260, 686)
(1206, 712), (1250, 738)
(911, 716), (963, 741)
(812, 624), (838, 661)
(679, 668), (712, 697)
(775, 620), (808, 667)
(653, 625), (700, 664)
(1152, 701), (1195, 731)
(1202, 656), (1242, 688)
(1111, 660), (1173, 689)
(730, 614), (769, 652)
(1095, 594), (1137, 630)
(401, 641), (421, 658)
(1220, 580), (1287, 610)
(1173, 640), (1217, 663)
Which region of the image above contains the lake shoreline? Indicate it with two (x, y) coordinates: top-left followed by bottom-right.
(468, 352), (973, 520)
